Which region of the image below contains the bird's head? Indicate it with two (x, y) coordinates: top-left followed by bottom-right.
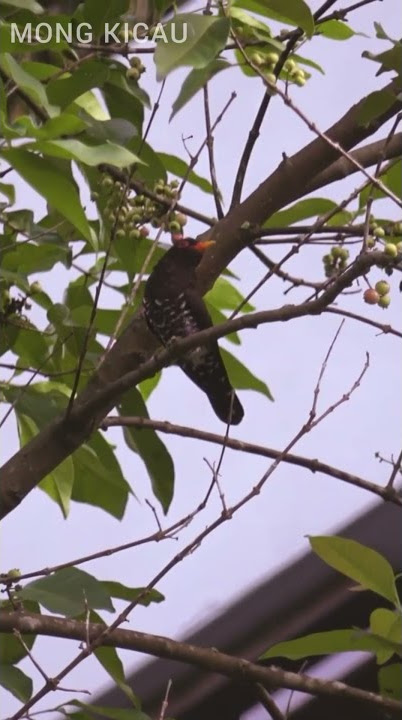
(171, 234), (215, 253)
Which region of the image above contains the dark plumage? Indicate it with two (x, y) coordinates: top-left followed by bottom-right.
(143, 237), (244, 425)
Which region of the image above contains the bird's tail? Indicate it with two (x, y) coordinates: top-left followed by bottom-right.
(180, 349), (244, 425)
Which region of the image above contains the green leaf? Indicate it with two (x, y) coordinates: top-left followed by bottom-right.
(265, 198), (337, 227)
(260, 628), (397, 660)
(102, 582), (164, 607)
(205, 301), (241, 345)
(139, 372), (161, 401)
(362, 43), (402, 75)
(0, 53), (57, 117)
(32, 139), (142, 168)
(170, 60), (231, 120)
(0, 182), (15, 203)
(47, 60), (109, 108)
(0, 600), (39, 665)
(378, 663), (402, 701)
(159, 152), (215, 195)
(4, 383), (67, 427)
(309, 536), (399, 605)
(20, 567), (114, 617)
(119, 387), (175, 513)
(318, 20), (361, 40)
(68, 701), (150, 720)
(83, 0), (130, 37)
(370, 608), (402, 664)
(102, 82), (143, 133)
(71, 432), (130, 519)
(0, 149), (94, 245)
(2, 0), (43, 12)
(359, 160), (402, 207)
(0, 665), (33, 702)
(39, 454), (74, 519)
(220, 348), (274, 400)
(2, 242), (71, 274)
(129, 140), (166, 186)
(154, 15), (230, 80)
(206, 277), (255, 313)
(234, 0), (314, 37)
(357, 89), (396, 127)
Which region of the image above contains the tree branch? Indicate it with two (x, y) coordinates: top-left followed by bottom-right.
(102, 416), (401, 505)
(0, 612), (400, 715)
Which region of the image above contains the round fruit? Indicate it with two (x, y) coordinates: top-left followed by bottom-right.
(384, 243), (398, 258)
(126, 67), (140, 82)
(30, 281), (42, 294)
(175, 212), (188, 226)
(366, 236), (375, 248)
(394, 221), (402, 235)
(266, 51), (279, 65)
(139, 226), (149, 237)
(169, 220), (182, 232)
(251, 52), (264, 66)
(363, 288), (380, 305)
(378, 294), (391, 309)
(265, 72), (277, 86)
(374, 226), (385, 238)
(397, 241), (402, 253)
(331, 246), (342, 259)
(375, 280), (390, 296)
(284, 59), (296, 71)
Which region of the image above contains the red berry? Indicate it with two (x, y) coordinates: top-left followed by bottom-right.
(363, 288), (380, 305)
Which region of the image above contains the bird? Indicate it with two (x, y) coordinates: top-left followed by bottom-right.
(143, 235), (244, 425)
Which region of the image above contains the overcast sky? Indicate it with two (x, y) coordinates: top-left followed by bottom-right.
(1, 1), (401, 717)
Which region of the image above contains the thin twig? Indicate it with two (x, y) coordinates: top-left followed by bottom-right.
(203, 84), (224, 219)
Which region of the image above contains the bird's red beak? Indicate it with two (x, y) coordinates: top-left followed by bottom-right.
(194, 240), (215, 252)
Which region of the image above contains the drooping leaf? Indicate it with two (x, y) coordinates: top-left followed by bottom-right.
(2, 0), (44, 12)
(170, 60), (231, 120)
(71, 432), (131, 519)
(0, 149), (94, 245)
(154, 15), (230, 80)
(20, 567), (114, 617)
(206, 277), (255, 313)
(309, 536), (399, 605)
(118, 387), (175, 513)
(0, 53), (57, 117)
(0, 665), (33, 702)
(0, 600), (39, 665)
(220, 348), (274, 401)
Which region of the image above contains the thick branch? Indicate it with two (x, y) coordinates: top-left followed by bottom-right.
(305, 133), (402, 194)
(0, 612), (400, 715)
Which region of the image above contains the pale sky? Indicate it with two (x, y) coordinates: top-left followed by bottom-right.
(1, 1), (401, 717)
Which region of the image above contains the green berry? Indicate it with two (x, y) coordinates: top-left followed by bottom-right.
(374, 226), (385, 238)
(331, 246), (343, 259)
(30, 281), (42, 294)
(375, 280), (390, 296)
(284, 59), (296, 72)
(251, 52), (265, 66)
(175, 212), (187, 227)
(378, 294), (391, 309)
(384, 243), (398, 258)
(126, 67), (141, 82)
(266, 51), (279, 65)
(7, 569), (21, 579)
(169, 220), (182, 232)
(129, 228), (140, 240)
(366, 236), (375, 248)
(394, 221), (402, 235)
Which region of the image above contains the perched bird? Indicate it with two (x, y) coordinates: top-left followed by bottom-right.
(143, 236), (244, 425)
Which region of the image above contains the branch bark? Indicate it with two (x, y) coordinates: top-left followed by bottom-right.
(0, 611), (400, 715)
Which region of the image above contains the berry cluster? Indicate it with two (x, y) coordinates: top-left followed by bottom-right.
(126, 56), (146, 82)
(364, 280), (391, 309)
(251, 52), (307, 86)
(93, 174), (188, 239)
(322, 245), (349, 277)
